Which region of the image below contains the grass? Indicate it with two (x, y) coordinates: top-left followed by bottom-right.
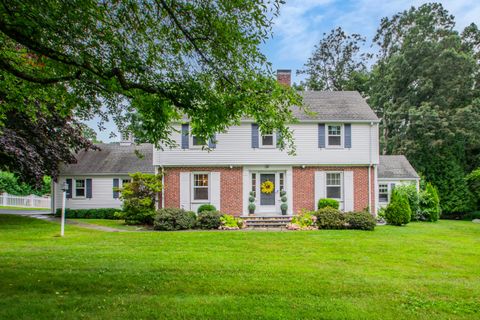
(0, 215), (479, 319)
(70, 218), (151, 231)
(0, 205), (50, 211)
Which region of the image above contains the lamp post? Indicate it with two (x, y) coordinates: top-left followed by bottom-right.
(60, 182), (68, 237)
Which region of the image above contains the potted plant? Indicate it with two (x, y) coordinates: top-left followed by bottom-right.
(248, 191), (256, 215)
(280, 190), (287, 215)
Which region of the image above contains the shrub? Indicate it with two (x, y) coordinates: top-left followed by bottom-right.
(418, 183), (441, 222)
(196, 211), (222, 229)
(317, 198), (340, 210)
(55, 208), (120, 219)
(384, 189), (411, 226)
(315, 207), (345, 229)
(197, 204), (217, 214)
(395, 184), (420, 220)
(346, 211), (376, 231)
(118, 172), (162, 225)
(154, 208), (196, 231)
(288, 209), (317, 230)
(219, 214), (245, 230)
(466, 168), (480, 209)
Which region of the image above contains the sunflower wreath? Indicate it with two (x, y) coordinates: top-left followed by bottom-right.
(261, 180), (274, 194)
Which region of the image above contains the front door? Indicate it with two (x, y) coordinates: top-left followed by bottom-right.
(260, 174), (276, 206)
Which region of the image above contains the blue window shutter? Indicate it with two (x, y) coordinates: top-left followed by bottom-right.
(208, 134), (216, 148)
(86, 179), (92, 199)
(181, 124), (189, 149)
(251, 123), (259, 148)
(318, 124), (325, 148)
(276, 130), (283, 148)
(344, 124), (352, 148)
(66, 179), (72, 199)
(113, 178), (119, 199)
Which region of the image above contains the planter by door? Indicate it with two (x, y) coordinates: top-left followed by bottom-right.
(260, 174), (275, 206)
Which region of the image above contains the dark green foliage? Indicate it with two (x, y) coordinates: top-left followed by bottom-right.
(394, 184), (420, 220)
(418, 183), (441, 222)
(0, 171), (51, 196)
(385, 190), (411, 226)
(441, 211), (480, 221)
(118, 172), (162, 225)
(197, 204), (217, 214)
(317, 198), (340, 210)
(54, 208), (120, 220)
(466, 168), (480, 209)
(196, 211), (222, 230)
(345, 211), (376, 231)
(154, 208), (196, 231)
(315, 207), (346, 229)
(463, 211), (480, 221)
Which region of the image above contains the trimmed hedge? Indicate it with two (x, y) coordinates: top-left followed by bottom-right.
(154, 208), (196, 231)
(346, 211), (376, 231)
(317, 198), (340, 210)
(197, 204), (217, 214)
(385, 190), (411, 226)
(196, 211), (222, 229)
(55, 208), (120, 219)
(315, 207), (345, 229)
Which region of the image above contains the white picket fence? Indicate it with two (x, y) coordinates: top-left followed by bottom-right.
(0, 193), (51, 209)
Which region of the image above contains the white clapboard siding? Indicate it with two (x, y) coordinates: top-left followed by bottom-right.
(314, 171), (326, 208)
(179, 172), (191, 210)
(54, 176), (128, 210)
(210, 172), (221, 211)
(154, 123), (379, 166)
(343, 171), (354, 211)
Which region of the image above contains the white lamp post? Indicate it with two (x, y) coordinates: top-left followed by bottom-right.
(60, 182), (68, 237)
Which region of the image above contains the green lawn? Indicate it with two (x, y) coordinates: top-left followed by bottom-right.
(0, 215), (479, 319)
(70, 219), (151, 231)
(0, 205), (50, 211)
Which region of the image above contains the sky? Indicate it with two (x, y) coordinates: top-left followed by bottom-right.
(90, 0), (480, 142)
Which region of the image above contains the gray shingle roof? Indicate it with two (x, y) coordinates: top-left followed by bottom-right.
(378, 155), (419, 179)
(60, 143), (154, 175)
(293, 91), (379, 121)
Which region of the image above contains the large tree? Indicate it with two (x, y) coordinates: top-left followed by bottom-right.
(369, 3), (480, 213)
(0, 0), (301, 184)
(297, 27), (370, 92)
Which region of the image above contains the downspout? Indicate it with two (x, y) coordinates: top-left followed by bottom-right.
(368, 122), (373, 214)
(160, 165), (165, 209)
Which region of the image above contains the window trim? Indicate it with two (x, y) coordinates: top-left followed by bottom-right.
(191, 172), (210, 203)
(73, 178), (86, 199)
(260, 131), (276, 148)
(190, 135), (207, 149)
(325, 172), (343, 200)
(379, 183), (389, 203)
(326, 124), (343, 148)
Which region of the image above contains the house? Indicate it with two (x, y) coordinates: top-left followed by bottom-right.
(53, 70), (420, 216)
(51, 142), (154, 212)
(377, 155), (420, 207)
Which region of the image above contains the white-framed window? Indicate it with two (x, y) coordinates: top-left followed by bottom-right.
(260, 131), (275, 148)
(192, 173), (209, 201)
(326, 172), (342, 199)
(279, 172), (285, 191)
(74, 179), (86, 198)
(251, 173), (257, 197)
(327, 124), (342, 147)
(379, 183), (389, 203)
(191, 135), (207, 148)
(121, 178), (131, 186)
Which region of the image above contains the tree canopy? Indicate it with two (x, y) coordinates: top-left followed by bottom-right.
(0, 0), (301, 185)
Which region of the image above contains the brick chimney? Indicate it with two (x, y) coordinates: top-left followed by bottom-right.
(276, 69), (291, 87)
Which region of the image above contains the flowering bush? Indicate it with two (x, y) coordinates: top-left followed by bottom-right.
(287, 210), (318, 230)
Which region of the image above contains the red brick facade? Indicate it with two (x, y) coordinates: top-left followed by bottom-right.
(160, 165), (375, 216)
(161, 167), (243, 215)
(292, 166), (375, 214)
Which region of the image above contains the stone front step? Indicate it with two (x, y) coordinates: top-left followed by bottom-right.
(241, 216), (292, 229)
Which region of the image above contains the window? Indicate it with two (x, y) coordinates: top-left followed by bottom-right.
(192, 135), (207, 147)
(279, 173), (285, 191)
(326, 173), (342, 199)
(122, 179), (131, 186)
(327, 125), (342, 146)
(75, 179), (86, 198)
(193, 173), (209, 201)
(260, 131), (275, 147)
(251, 173), (257, 197)
(379, 184), (388, 202)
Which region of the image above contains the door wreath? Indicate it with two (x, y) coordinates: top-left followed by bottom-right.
(261, 180), (274, 194)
